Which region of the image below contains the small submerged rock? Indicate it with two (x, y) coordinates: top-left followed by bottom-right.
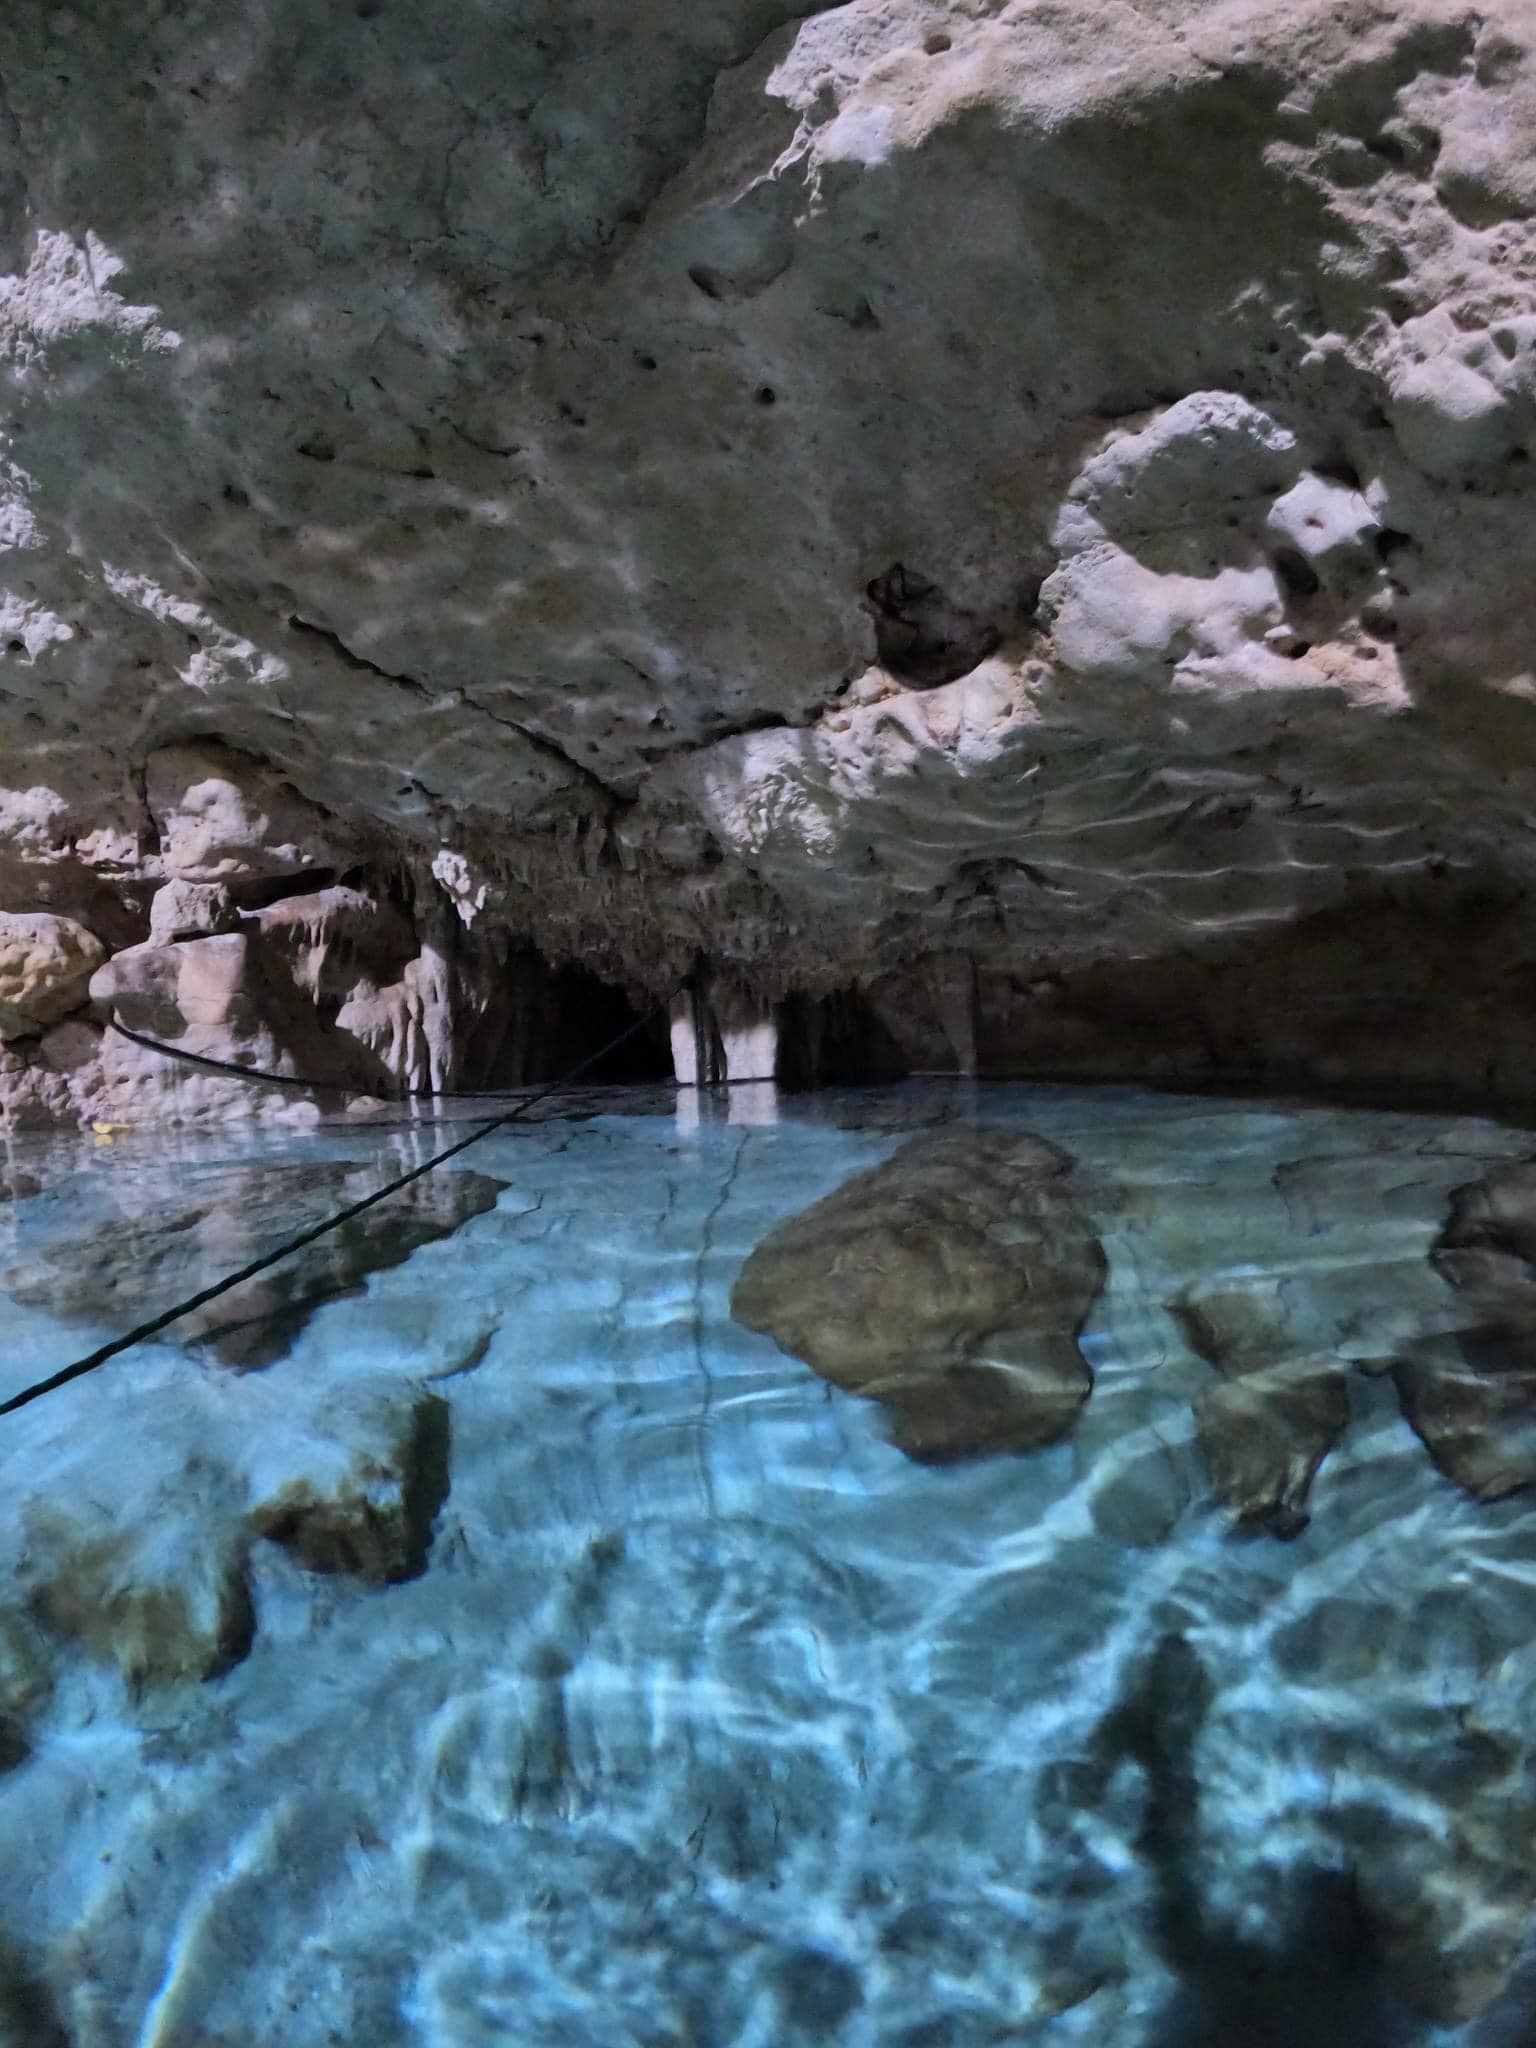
(3, 1160), (507, 1367)
(250, 1389), (451, 1584)
(0, 1377), (458, 1740)
(22, 1507), (254, 1698)
(1174, 1280), (1350, 1536)
(731, 1130), (1106, 1462)
(1394, 1160), (1536, 1499)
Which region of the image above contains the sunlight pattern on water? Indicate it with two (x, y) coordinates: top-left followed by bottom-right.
(2, 1082), (1536, 2045)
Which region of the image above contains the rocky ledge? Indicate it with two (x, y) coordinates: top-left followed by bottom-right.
(4, 1), (1536, 1121)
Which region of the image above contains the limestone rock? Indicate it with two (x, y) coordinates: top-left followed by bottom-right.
(6, 5), (1536, 1116)
(144, 742), (340, 885)
(1395, 1160), (1536, 1499)
(1175, 1277), (1351, 1533)
(0, 911), (105, 1040)
(731, 1131), (1106, 1461)
(1393, 1339), (1536, 1502)
(23, 1506), (253, 1696)
(1193, 1362), (1350, 1539)
(0, 1610), (52, 1771)
(2, 1161), (508, 1368)
(146, 878), (238, 945)
(249, 1390), (451, 1584)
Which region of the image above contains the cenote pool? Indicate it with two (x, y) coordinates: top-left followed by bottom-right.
(4, 1079), (1536, 2046)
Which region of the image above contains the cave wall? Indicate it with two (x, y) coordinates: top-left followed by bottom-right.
(4, 0), (1536, 1119)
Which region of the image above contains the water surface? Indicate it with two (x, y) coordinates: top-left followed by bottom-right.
(2, 1080), (1535, 2045)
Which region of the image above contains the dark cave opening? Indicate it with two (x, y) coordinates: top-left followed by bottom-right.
(548, 965), (675, 1085)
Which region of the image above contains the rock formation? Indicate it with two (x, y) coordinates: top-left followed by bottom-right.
(1, 2), (1536, 1116)
(248, 1388), (452, 1584)
(731, 1129), (1107, 1459)
(1396, 1158), (1536, 1497)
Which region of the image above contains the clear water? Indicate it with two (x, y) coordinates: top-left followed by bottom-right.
(3, 1080), (1536, 2046)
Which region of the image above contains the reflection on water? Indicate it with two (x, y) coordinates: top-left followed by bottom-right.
(3, 1081), (1536, 2042)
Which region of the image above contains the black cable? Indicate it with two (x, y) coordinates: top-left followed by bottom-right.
(1, 981), (689, 1419)
(106, 1011), (671, 1101)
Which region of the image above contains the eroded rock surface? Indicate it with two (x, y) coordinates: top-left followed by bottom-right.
(0, 913), (105, 1042)
(3, 5), (1536, 1115)
(0, 1374), (463, 1750)
(731, 1130), (1107, 1460)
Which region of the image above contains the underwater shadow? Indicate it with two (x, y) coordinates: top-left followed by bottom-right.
(1118, 1632), (1414, 2048)
(1140, 1865), (1409, 2048)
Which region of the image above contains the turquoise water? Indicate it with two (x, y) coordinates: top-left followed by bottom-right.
(2, 1081), (1536, 2045)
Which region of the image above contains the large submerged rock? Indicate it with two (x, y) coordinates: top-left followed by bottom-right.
(731, 1130), (1107, 1460)
(2, 1159), (508, 1366)
(5, 2), (1536, 1117)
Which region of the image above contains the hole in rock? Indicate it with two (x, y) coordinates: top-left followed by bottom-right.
(863, 562), (1002, 688)
(1271, 547), (1321, 602)
(755, 385), (777, 406)
(1314, 454), (1363, 490)
(1366, 130), (1409, 165)
(923, 30), (953, 52)
(295, 437), (336, 463)
(227, 867), (341, 912)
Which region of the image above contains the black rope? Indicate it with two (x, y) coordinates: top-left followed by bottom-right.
(1, 981), (689, 1419)
(106, 1011), (670, 1102)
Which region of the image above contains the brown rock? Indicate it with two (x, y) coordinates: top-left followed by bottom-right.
(1402, 1161), (1536, 1499)
(24, 1512), (253, 1696)
(730, 1130), (1106, 1462)
(0, 912), (106, 1041)
(1193, 1361), (1350, 1538)
(250, 1391), (451, 1584)
(1174, 1277), (1351, 1533)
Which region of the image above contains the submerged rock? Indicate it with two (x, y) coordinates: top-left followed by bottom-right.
(731, 1131), (1106, 1461)
(2, 1161), (507, 1367)
(1396, 1162), (1536, 1500)
(1174, 1279), (1350, 1534)
(23, 1507), (253, 1697)
(0, 1612), (52, 1772)
(249, 1389), (451, 1584)
(1193, 1364), (1350, 1540)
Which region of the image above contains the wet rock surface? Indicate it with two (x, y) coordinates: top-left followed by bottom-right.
(731, 1129), (1107, 1461)
(1173, 1280), (1352, 1534)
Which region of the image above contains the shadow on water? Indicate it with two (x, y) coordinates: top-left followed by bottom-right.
(1117, 1631), (1412, 2048)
